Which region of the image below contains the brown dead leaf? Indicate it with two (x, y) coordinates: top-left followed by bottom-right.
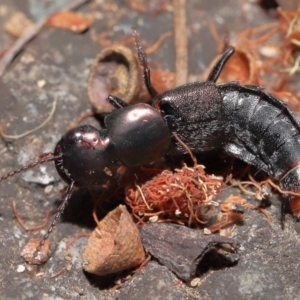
(46, 11), (93, 33)
(82, 205), (145, 276)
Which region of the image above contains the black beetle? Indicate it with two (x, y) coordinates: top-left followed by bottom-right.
(1, 30), (300, 255)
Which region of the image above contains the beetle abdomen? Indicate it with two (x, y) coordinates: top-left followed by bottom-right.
(158, 80), (300, 216)
(219, 82), (300, 181)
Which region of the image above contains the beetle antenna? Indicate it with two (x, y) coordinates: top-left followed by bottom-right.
(33, 180), (75, 260)
(0, 152), (62, 184)
(132, 28), (158, 98)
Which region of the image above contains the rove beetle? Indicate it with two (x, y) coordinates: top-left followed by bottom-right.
(1, 30), (300, 256)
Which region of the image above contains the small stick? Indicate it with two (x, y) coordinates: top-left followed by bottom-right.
(173, 0), (188, 86)
(51, 231), (89, 278)
(0, 0), (91, 77)
(50, 265), (69, 278)
(172, 131), (197, 166)
(145, 31), (173, 55)
(0, 98), (57, 139)
(132, 254), (152, 274)
(263, 178), (300, 197)
(65, 231), (90, 251)
(12, 201), (51, 231)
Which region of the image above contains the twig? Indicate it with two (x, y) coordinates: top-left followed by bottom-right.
(0, 97), (57, 139)
(135, 183), (152, 210)
(50, 265), (70, 278)
(173, 131), (197, 166)
(145, 31), (173, 55)
(173, 0), (188, 86)
(12, 200), (51, 231)
(68, 110), (94, 129)
(0, 0), (91, 77)
(65, 231), (90, 251)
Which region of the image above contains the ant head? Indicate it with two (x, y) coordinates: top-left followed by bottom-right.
(54, 124), (119, 187)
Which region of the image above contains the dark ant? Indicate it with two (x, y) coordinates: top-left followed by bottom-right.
(1, 29), (300, 260)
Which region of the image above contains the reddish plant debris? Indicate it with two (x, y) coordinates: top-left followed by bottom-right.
(140, 222), (240, 283)
(208, 194), (271, 233)
(21, 239), (51, 265)
(46, 11), (93, 33)
(125, 164), (224, 227)
(207, 7), (300, 111)
(126, 0), (169, 16)
(82, 205), (145, 276)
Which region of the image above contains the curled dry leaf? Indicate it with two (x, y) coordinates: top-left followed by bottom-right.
(46, 11), (93, 33)
(140, 223), (240, 282)
(21, 239), (51, 265)
(4, 12), (34, 38)
(88, 45), (175, 113)
(82, 205), (145, 276)
(88, 45), (143, 113)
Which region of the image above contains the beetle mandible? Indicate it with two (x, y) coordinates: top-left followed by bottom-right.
(1, 30), (300, 255)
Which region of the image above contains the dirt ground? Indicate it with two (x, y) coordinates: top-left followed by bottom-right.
(1, 0), (300, 299)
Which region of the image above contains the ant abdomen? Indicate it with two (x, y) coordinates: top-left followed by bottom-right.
(105, 103), (170, 167)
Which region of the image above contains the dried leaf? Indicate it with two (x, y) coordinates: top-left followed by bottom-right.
(46, 11), (93, 33)
(88, 45), (174, 113)
(82, 205), (145, 276)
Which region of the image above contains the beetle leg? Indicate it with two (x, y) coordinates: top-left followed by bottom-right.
(206, 47), (235, 83)
(132, 28), (158, 98)
(107, 95), (129, 109)
(224, 143), (269, 174)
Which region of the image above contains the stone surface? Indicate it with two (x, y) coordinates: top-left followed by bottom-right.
(0, 0), (300, 299)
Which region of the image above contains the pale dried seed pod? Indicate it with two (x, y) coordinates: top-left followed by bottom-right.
(82, 205), (145, 276)
(21, 239), (51, 265)
(88, 45), (175, 114)
(88, 45), (143, 114)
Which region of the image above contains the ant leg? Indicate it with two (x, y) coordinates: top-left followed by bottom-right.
(132, 28), (158, 98)
(281, 198), (286, 230)
(206, 46), (235, 83)
(33, 181), (75, 260)
(107, 95), (129, 109)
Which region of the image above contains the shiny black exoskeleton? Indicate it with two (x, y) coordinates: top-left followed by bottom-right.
(54, 44), (300, 210)
(2, 32), (300, 257)
(54, 103), (170, 187)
